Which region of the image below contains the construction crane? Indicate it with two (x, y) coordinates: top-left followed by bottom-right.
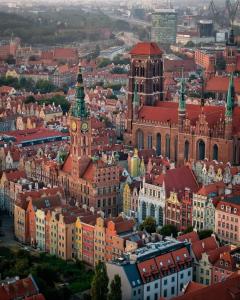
(226, 0), (240, 26)
(208, 0), (229, 28)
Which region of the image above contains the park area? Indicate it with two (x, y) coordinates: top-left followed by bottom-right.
(0, 246), (93, 300)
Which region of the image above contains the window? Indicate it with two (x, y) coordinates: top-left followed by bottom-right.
(171, 286), (175, 295)
(171, 276), (175, 282)
(147, 286), (150, 292)
(133, 290), (136, 296)
(164, 279), (167, 285)
(154, 294), (158, 300)
(154, 283), (158, 289)
(164, 290), (167, 298)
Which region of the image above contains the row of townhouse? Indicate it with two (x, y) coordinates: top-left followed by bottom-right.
(14, 188), (140, 265)
(122, 162), (240, 246)
(178, 231), (240, 286)
(106, 238), (193, 300)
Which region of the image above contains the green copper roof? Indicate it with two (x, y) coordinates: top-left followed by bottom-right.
(179, 77), (186, 111)
(226, 74), (234, 117)
(72, 64), (88, 119)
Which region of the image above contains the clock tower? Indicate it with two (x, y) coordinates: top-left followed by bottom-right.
(70, 63), (91, 178)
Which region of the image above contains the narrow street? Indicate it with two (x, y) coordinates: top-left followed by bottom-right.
(0, 213), (16, 247)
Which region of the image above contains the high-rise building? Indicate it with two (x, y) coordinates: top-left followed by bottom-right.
(151, 9), (177, 45)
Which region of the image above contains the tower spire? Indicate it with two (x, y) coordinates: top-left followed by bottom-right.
(72, 63), (88, 119)
(226, 73), (234, 118)
(178, 76), (186, 111)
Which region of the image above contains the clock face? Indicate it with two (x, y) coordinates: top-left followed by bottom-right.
(71, 121), (77, 132)
(81, 122), (89, 133)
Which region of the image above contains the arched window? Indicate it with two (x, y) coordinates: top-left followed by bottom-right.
(174, 136), (178, 162)
(136, 130), (144, 150)
(156, 133), (161, 156)
(165, 134), (170, 158)
(184, 140), (190, 161)
(198, 140), (205, 160)
(159, 207), (163, 226)
(147, 135), (152, 149)
(213, 144), (218, 161)
(150, 204), (155, 218)
(142, 202), (146, 220)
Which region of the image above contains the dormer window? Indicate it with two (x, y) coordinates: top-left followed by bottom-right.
(234, 208), (237, 214)
(220, 260), (223, 265)
(221, 205), (224, 210)
(143, 268), (146, 272)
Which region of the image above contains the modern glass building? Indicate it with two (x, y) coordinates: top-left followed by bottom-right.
(151, 9), (177, 45)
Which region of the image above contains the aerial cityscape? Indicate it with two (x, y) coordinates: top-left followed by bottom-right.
(1, 0), (240, 299)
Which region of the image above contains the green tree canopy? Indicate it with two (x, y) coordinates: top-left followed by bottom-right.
(198, 229), (213, 240)
(108, 274), (122, 300)
(139, 216), (157, 234)
(159, 224), (178, 238)
(35, 79), (56, 94)
(91, 261), (109, 300)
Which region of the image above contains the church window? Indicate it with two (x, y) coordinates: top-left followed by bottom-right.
(165, 134), (170, 158)
(184, 140), (190, 161)
(197, 140), (205, 160)
(150, 204), (155, 218)
(159, 207), (164, 226)
(156, 133), (161, 156)
(137, 130), (144, 150)
(174, 136), (178, 162)
(213, 144), (218, 161)
(142, 202), (147, 220)
(147, 135), (153, 149)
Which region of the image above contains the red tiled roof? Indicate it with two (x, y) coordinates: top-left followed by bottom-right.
(137, 258), (159, 283)
(197, 182), (225, 196)
(61, 154), (72, 173)
(5, 128), (69, 143)
(139, 102), (225, 127)
(172, 273), (240, 300)
(129, 42), (163, 56)
(0, 276), (38, 300)
(207, 245), (231, 264)
(192, 236), (218, 261)
(183, 281), (205, 295)
(115, 219), (135, 234)
(4, 170), (26, 181)
(206, 76), (240, 93)
(177, 231), (199, 243)
(154, 166), (199, 197)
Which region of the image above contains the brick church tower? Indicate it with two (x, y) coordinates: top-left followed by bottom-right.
(127, 42), (164, 133)
(69, 64), (91, 178)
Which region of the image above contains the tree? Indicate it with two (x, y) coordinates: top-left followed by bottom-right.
(185, 41), (195, 48)
(182, 226), (194, 234)
(25, 95), (36, 104)
(91, 261), (109, 300)
(159, 224), (178, 238)
(35, 79), (56, 94)
(5, 54), (16, 65)
(108, 275), (121, 300)
(139, 216), (156, 234)
(198, 229), (213, 240)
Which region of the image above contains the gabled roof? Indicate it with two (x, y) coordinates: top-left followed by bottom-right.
(172, 273), (240, 300)
(177, 231), (199, 243)
(129, 42), (163, 56)
(0, 275), (38, 300)
(191, 236), (218, 261)
(154, 166), (199, 198)
(206, 76), (240, 93)
(183, 281), (205, 295)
